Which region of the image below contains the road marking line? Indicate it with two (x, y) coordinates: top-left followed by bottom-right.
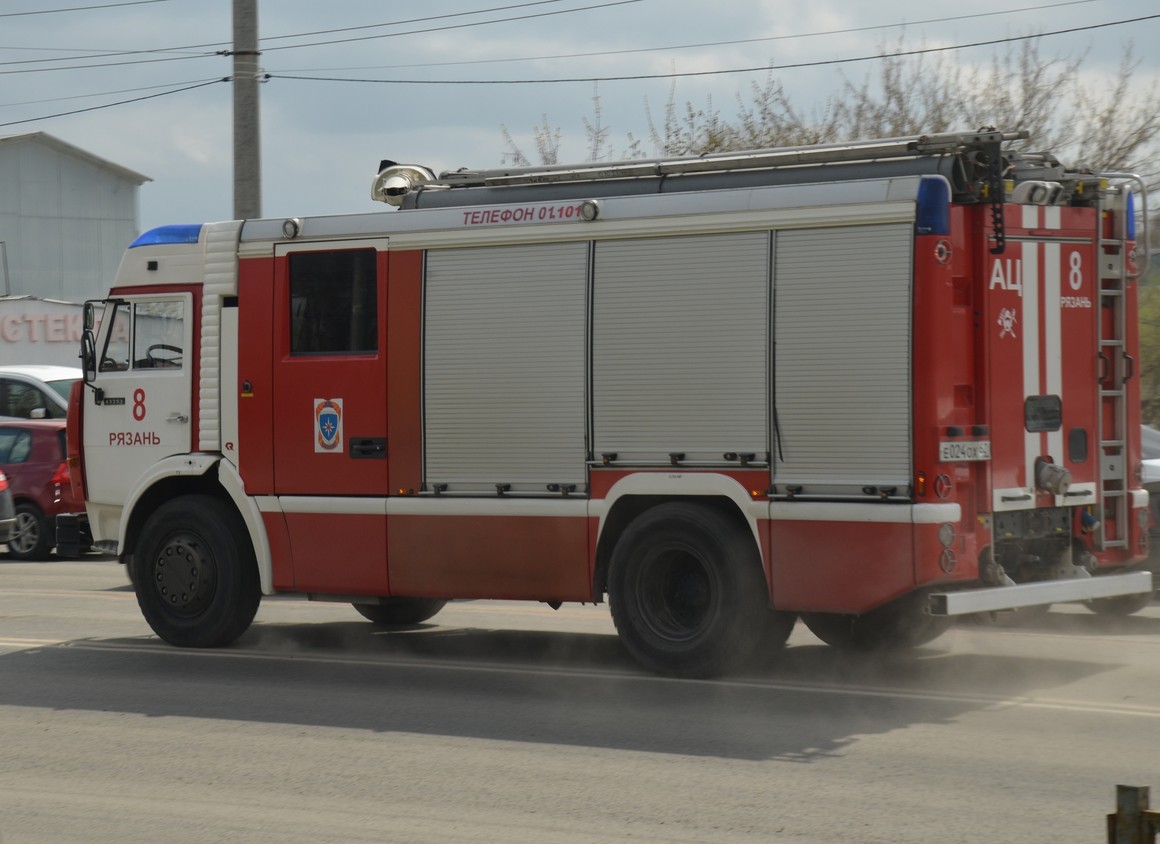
(0, 637), (68, 647)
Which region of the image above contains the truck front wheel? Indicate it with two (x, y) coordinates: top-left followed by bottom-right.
(133, 495), (260, 648)
(608, 502), (770, 678)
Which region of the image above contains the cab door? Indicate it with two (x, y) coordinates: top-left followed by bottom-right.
(83, 293), (194, 509)
(270, 240), (389, 594)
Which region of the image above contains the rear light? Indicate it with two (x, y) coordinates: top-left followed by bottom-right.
(51, 462), (70, 487)
(0, 471), (8, 493)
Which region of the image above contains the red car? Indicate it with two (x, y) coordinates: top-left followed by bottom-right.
(0, 471), (14, 545)
(0, 419), (87, 560)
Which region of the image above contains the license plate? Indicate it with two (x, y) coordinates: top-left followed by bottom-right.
(939, 440), (991, 462)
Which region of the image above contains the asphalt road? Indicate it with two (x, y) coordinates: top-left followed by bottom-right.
(1, 557), (1158, 843)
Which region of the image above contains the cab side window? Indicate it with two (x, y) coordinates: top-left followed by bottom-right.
(133, 301), (185, 369)
(99, 300), (185, 371)
(289, 249), (378, 356)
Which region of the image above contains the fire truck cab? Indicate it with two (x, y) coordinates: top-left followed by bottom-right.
(64, 129), (1154, 677)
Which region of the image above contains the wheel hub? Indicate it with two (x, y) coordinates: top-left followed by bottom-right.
(151, 536), (216, 617)
(10, 511), (39, 554)
(639, 549), (714, 641)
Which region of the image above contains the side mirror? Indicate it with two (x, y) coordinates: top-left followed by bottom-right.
(81, 330), (97, 383)
(83, 301), (95, 331)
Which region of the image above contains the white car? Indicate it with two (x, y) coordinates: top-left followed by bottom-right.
(0, 365), (81, 419)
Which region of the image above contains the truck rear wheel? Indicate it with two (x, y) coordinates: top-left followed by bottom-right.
(133, 495), (260, 648)
(1085, 592), (1153, 616)
(801, 591), (951, 652)
(353, 598), (447, 626)
(608, 502), (770, 678)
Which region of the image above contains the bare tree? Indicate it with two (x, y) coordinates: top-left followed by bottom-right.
(1068, 48), (1160, 182)
(501, 114), (562, 166)
(502, 37), (1159, 185)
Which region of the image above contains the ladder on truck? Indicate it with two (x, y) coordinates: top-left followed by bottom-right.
(373, 129), (1030, 207)
(1096, 175), (1149, 550)
(437, 130), (1028, 187)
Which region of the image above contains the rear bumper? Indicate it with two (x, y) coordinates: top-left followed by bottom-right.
(54, 512), (92, 558)
(929, 570), (1154, 616)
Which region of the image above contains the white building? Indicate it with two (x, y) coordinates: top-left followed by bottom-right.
(0, 132), (149, 365)
(0, 295), (85, 367)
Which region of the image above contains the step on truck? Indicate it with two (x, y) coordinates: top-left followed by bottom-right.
(61, 129), (1155, 677)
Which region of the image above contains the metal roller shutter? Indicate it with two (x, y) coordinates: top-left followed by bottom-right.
(424, 242), (588, 493)
(773, 224), (913, 496)
(592, 232), (770, 464)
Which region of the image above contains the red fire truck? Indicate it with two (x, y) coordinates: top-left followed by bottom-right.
(62, 129), (1154, 677)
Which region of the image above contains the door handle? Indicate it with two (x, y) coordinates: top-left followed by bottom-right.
(166, 412), (189, 424)
(349, 437), (386, 459)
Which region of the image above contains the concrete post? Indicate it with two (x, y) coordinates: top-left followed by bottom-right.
(232, 0), (261, 220)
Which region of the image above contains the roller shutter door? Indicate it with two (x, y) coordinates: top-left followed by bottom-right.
(424, 242), (588, 493)
(592, 232), (770, 464)
(773, 224), (913, 495)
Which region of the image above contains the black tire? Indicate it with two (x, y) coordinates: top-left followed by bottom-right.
(7, 502), (52, 561)
(1086, 592), (1153, 617)
(608, 502), (771, 678)
(353, 598), (447, 626)
(801, 591), (951, 652)
(133, 495), (260, 648)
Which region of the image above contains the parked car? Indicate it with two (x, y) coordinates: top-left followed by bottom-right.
(0, 365), (81, 419)
(0, 470), (14, 548)
(1131, 423), (1160, 600)
(0, 418), (88, 560)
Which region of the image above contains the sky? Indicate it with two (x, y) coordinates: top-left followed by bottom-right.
(1, 0), (1157, 232)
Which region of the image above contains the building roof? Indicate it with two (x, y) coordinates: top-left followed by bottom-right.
(0, 131), (151, 185)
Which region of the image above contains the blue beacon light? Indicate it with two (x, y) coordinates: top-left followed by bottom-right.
(129, 224), (204, 248)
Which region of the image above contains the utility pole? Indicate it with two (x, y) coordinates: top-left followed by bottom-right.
(232, 0), (261, 219)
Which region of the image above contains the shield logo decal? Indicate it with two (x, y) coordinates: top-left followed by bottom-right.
(314, 398), (343, 452)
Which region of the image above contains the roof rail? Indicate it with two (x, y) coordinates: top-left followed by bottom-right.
(435, 129), (1029, 190)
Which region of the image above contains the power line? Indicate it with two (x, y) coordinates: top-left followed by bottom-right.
(0, 0), (625, 66)
(259, 0), (574, 43)
(0, 45), (208, 58)
(0, 0), (640, 73)
(0, 46), (216, 69)
(0, 0), (1102, 72)
(0, 78), (222, 109)
(266, 13), (1160, 86)
(259, 0), (642, 53)
(4, 2), (1152, 128)
(0, 51), (218, 75)
(0, 78), (224, 128)
(0, 0), (1104, 76)
(272, 0), (1108, 74)
(0, 0), (171, 17)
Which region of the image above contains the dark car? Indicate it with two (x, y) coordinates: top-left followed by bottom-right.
(0, 365), (80, 419)
(0, 419), (87, 560)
